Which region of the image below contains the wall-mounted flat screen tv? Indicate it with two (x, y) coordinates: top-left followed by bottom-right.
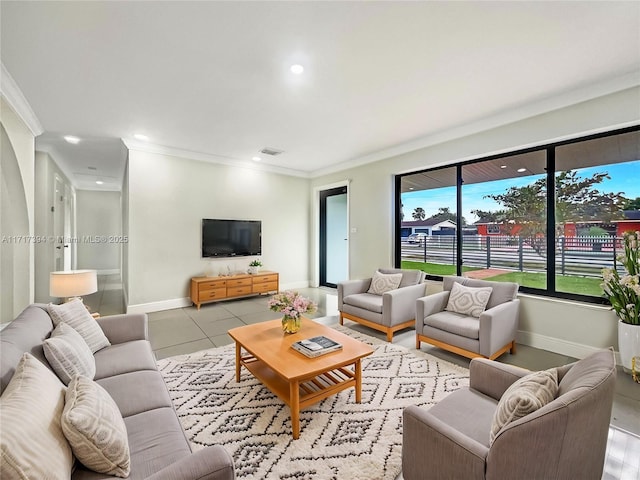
(202, 219), (262, 258)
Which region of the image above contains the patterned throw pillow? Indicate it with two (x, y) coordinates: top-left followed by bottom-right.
(0, 353), (73, 480)
(489, 368), (558, 445)
(445, 282), (493, 317)
(47, 299), (110, 353)
(44, 322), (96, 385)
(368, 271), (403, 295)
(61, 376), (130, 478)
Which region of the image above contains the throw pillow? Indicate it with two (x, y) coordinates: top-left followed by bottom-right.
(47, 299), (110, 353)
(44, 322), (96, 385)
(62, 376), (130, 478)
(445, 282), (493, 317)
(367, 271), (403, 295)
(489, 368), (558, 445)
(0, 353), (73, 480)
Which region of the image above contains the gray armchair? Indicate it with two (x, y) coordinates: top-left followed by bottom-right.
(402, 348), (616, 480)
(416, 276), (519, 360)
(338, 268), (426, 342)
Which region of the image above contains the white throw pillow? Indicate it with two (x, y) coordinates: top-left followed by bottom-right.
(489, 368), (558, 445)
(44, 322), (96, 385)
(445, 282), (493, 317)
(62, 376), (130, 478)
(48, 299), (110, 353)
(367, 271), (403, 295)
(0, 353), (73, 480)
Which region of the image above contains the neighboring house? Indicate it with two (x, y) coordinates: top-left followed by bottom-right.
(400, 219), (456, 237)
(474, 216), (640, 237)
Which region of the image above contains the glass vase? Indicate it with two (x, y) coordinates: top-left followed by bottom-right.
(282, 315), (301, 334)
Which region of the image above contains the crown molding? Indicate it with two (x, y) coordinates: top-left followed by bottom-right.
(1, 63), (43, 136)
(121, 138), (312, 179)
(310, 71), (640, 178)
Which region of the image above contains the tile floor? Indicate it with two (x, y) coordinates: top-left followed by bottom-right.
(88, 275), (640, 480)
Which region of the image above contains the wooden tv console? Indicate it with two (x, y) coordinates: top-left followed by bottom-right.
(190, 271), (279, 310)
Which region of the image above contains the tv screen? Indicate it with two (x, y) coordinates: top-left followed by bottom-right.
(202, 219), (261, 258)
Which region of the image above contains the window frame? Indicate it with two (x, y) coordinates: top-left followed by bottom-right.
(395, 125), (640, 305)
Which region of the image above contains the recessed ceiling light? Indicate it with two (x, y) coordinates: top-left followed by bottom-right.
(64, 135), (80, 144)
(500, 165), (507, 169)
(517, 168), (527, 173)
(252, 156), (261, 162)
(95, 180), (104, 185)
(290, 64), (304, 75)
(134, 134), (149, 141)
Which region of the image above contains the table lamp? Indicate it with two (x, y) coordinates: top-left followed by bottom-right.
(50, 269), (98, 303)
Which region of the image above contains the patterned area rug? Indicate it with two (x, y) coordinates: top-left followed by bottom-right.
(157, 326), (469, 480)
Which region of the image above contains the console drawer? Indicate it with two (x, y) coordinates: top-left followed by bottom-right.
(253, 281), (278, 294)
(253, 274), (278, 284)
(227, 285), (253, 297)
(200, 279), (226, 290)
(201, 288), (227, 300)
(227, 277), (252, 287)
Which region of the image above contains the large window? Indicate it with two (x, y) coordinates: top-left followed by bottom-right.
(554, 131), (640, 297)
(461, 151), (547, 290)
(396, 126), (640, 303)
(399, 167), (459, 276)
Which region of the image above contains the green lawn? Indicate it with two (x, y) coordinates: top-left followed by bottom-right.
(400, 261), (480, 276)
(401, 261), (605, 296)
(483, 271), (605, 297)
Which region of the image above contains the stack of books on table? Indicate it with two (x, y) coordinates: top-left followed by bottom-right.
(292, 336), (343, 358)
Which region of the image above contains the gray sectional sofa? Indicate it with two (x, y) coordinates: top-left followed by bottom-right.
(0, 304), (235, 480)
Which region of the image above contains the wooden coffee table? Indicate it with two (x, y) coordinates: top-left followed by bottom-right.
(228, 317), (374, 439)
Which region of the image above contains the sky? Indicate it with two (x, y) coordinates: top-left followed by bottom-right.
(401, 160), (640, 224)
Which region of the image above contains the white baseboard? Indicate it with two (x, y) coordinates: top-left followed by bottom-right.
(97, 269), (120, 275)
(280, 280), (310, 291)
(127, 297), (192, 314)
(517, 330), (622, 365)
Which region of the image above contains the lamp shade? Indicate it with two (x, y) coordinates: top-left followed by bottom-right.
(50, 270), (98, 298)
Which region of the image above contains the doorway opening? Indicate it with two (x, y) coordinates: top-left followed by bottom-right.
(319, 185), (348, 288)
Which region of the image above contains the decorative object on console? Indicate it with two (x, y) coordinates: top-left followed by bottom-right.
(601, 230), (640, 373)
(50, 269), (98, 303)
(247, 259), (263, 274)
(268, 290), (317, 334)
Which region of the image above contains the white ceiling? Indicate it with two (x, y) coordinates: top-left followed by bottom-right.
(2, 1), (639, 191)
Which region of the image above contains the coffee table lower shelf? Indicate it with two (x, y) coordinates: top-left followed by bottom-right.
(238, 352), (362, 439)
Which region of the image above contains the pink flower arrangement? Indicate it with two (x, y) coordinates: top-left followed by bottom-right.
(268, 290), (317, 319)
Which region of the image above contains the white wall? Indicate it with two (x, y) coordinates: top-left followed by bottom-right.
(126, 149), (310, 312)
(76, 190), (122, 273)
(0, 98), (35, 322)
(311, 87), (640, 359)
